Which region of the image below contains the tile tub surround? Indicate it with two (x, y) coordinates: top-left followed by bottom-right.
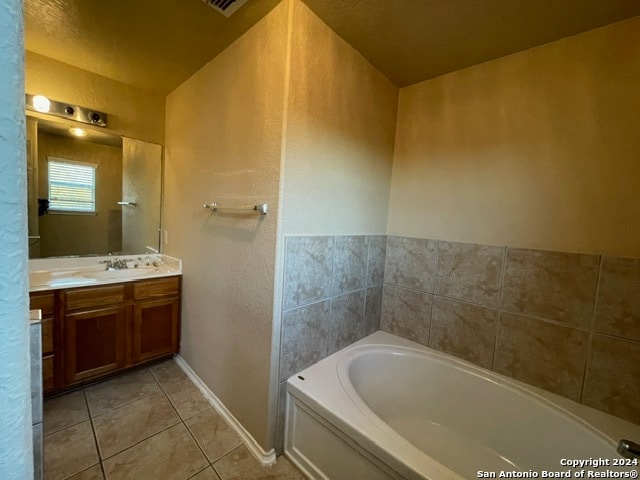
(381, 236), (640, 425)
(276, 234), (386, 451)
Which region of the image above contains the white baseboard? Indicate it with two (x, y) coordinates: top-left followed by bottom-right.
(174, 355), (277, 465)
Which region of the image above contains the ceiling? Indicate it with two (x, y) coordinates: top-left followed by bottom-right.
(24, 0), (640, 94)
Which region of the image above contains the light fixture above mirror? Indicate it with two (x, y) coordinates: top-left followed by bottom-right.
(25, 93), (108, 127)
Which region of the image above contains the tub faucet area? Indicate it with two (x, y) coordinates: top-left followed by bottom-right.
(618, 439), (640, 460)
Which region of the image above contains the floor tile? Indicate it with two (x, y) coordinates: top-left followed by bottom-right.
(213, 446), (305, 480)
(164, 379), (211, 420)
(93, 391), (181, 459)
(85, 369), (160, 417)
(43, 390), (89, 435)
(185, 408), (242, 463)
(150, 359), (188, 387)
(189, 467), (221, 479)
(66, 464), (104, 480)
(102, 423), (208, 479)
(44, 420), (99, 480)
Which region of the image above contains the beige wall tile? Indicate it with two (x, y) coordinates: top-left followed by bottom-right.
(435, 241), (504, 307)
(364, 285), (383, 336)
(501, 248), (599, 327)
(384, 236), (437, 292)
(593, 257), (640, 342)
(279, 300), (330, 381)
(429, 297), (498, 369)
(381, 285), (432, 345)
(494, 313), (589, 400)
(331, 236), (368, 296)
(367, 235), (387, 287)
(284, 236), (335, 310)
(329, 291), (365, 354)
(582, 334), (640, 424)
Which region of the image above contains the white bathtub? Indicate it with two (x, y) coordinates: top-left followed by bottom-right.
(285, 331), (640, 480)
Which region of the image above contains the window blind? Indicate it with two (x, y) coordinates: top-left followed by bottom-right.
(48, 158), (97, 212)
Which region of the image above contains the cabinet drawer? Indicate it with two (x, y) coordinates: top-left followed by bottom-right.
(42, 317), (54, 355)
(30, 293), (55, 316)
(64, 285), (126, 311)
(43, 355), (54, 393)
(134, 277), (180, 301)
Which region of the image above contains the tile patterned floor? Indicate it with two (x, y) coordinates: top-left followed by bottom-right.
(43, 359), (305, 480)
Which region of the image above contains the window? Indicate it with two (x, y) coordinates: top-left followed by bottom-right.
(48, 157), (97, 213)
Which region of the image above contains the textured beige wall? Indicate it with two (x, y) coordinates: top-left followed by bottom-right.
(25, 51), (165, 144)
(37, 132), (122, 257)
(280, 0), (398, 235)
(164, 1), (288, 451)
(388, 17), (640, 258)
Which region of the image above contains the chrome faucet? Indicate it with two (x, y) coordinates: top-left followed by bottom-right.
(618, 439), (640, 460)
(100, 258), (128, 270)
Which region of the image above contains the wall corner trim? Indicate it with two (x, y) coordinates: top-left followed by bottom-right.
(174, 355), (277, 465)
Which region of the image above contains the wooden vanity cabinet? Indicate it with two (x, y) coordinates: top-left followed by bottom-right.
(29, 292), (56, 393)
(29, 275), (181, 394)
(63, 284), (129, 385)
(132, 277), (180, 364)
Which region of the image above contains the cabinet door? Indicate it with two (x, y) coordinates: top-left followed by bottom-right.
(64, 306), (128, 385)
(30, 292), (58, 394)
(133, 298), (180, 364)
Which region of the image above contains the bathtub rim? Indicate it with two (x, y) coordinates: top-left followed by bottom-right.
(285, 331), (640, 479)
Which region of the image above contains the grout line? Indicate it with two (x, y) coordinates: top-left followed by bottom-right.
(386, 283), (498, 311)
(93, 384), (183, 462)
(186, 466), (214, 480)
(427, 239), (439, 346)
(329, 235), (338, 299)
(86, 367), (158, 418)
(491, 311), (502, 371)
(589, 255), (603, 332)
(497, 246), (508, 310)
(182, 413), (215, 466)
(578, 331), (594, 404)
(426, 292), (435, 347)
(98, 422), (184, 463)
(432, 238), (440, 296)
(365, 234), (372, 290)
(82, 389), (106, 475)
(497, 306), (593, 333)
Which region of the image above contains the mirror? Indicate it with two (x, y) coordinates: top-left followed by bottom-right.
(26, 115), (162, 258)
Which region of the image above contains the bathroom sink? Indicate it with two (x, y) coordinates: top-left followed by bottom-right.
(30, 270), (98, 288)
(29, 254), (181, 291)
(77, 266), (159, 281)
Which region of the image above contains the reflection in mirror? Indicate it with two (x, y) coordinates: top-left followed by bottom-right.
(26, 116), (162, 258)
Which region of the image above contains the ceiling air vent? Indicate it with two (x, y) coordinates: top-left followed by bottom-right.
(200, 0), (250, 17)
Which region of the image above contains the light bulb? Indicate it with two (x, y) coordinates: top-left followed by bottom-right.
(32, 95), (51, 113)
(69, 128), (87, 137)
